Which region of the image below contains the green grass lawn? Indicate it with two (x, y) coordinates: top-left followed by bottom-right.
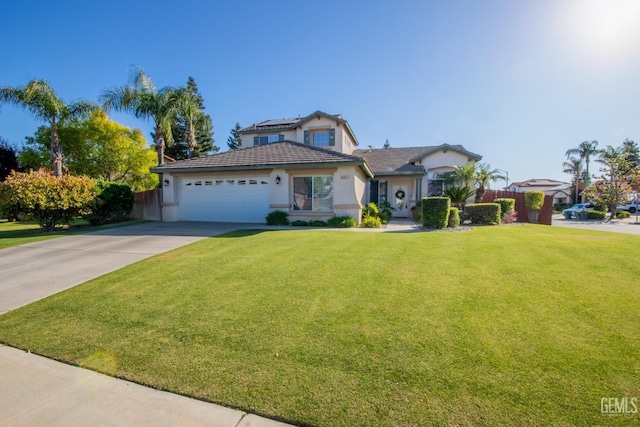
(0, 225), (638, 426)
(0, 219), (144, 250)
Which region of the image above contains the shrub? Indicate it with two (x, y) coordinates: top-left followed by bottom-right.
(362, 202), (379, 219)
(587, 211), (606, 220)
(593, 204), (607, 212)
(616, 211), (631, 219)
(525, 191), (545, 211)
(465, 203), (501, 225)
(447, 207), (460, 228)
(85, 181), (134, 226)
(360, 216), (381, 228)
(291, 220), (309, 226)
(422, 197), (451, 229)
(412, 199), (426, 223)
(378, 201), (394, 223)
(502, 210), (519, 224)
(309, 220), (328, 227)
(553, 202), (569, 212)
(0, 169), (96, 231)
(494, 198), (515, 217)
(265, 210), (289, 225)
(327, 216), (357, 228)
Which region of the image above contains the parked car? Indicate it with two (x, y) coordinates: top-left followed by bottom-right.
(562, 203), (594, 219)
(617, 200), (639, 213)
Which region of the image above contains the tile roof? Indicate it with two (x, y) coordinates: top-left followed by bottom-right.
(353, 144), (482, 175)
(151, 141), (370, 174)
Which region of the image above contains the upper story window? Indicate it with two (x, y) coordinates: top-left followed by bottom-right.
(313, 131), (330, 147)
(253, 134), (283, 146)
(304, 128), (335, 147)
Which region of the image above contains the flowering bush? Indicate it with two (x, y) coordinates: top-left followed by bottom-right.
(0, 169), (96, 230)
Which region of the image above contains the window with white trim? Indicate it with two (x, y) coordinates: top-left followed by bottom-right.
(258, 135), (280, 145)
(292, 176), (333, 211)
(312, 130), (330, 147)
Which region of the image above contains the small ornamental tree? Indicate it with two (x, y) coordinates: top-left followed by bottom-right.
(525, 191), (545, 223)
(1, 169), (96, 230)
(422, 197), (450, 229)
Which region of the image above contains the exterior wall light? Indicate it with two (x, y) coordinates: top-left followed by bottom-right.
(275, 175), (281, 184)
(164, 179), (170, 186)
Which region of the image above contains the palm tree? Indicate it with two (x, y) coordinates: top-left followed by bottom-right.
(173, 87), (199, 159)
(562, 156), (584, 204)
(101, 67), (179, 165)
(451, 164), (476, 188)
(444, 186), (475, 209)
(0, 80), (98, 176)
(474, 163), (505, 203)
(566, 140), (598, 187)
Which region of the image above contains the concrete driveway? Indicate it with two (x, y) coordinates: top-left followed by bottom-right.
(0, 221), (258, 314)
(552, 214), (640, 235)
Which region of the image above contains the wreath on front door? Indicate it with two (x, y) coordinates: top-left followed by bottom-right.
(395, 189), (406, 200)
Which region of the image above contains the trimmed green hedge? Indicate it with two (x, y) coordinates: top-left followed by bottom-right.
(422, 197), (450, 229)
(465, 203), (501, 225)
(447, 207), (460, 228)
(525, 191), (544, 210)
(327, 216), (357, 228)
(587, 211), (606, 220)
(494, 198), (515, 217)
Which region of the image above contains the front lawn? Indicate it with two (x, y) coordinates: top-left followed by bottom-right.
(0, 226), (638, 426)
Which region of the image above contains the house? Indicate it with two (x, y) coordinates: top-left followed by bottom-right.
(506, 179), (573, 205)
(151, 111), (482, 223)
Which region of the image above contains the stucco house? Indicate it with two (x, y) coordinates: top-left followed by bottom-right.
(506, 179), (573, 205)
(151, 111), (482, 223)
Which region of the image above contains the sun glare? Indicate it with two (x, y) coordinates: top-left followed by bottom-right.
(560, 0), (640, 59)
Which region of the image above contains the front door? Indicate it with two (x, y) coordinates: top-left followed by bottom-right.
(392, 185), (408, 217)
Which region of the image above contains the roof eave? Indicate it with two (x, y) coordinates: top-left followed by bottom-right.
(151, 160), (367, 175)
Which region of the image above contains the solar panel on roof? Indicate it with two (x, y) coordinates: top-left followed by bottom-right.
(257, 118), (300, 127)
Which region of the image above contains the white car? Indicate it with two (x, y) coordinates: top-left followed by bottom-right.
(562, 203), (594, 219)
(617, 200), (639, 213)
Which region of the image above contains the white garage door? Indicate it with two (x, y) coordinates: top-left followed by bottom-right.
(180, 176), (271, 223)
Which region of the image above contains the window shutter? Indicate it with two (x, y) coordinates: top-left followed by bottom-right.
(253, 136), (259, 146)
(329, 128), (336, 146)
(279, 134), (285, 141)
(304, 130), (310, 145)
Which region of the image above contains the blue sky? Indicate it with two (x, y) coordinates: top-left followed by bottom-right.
(1, 0), (639, 185)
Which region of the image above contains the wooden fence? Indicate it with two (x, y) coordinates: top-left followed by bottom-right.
(481, 190), (553, 225)
(130, 188), (162, 221)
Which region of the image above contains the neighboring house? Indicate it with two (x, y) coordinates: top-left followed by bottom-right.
(506, 179), (572, 205)
(151, 110), (482, 223)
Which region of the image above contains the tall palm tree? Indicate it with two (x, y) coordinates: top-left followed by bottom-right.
(100, 67), (178, 165)
(565, 140), (598, 187)
(474, 163), (505, 203)
(173, 87), (199, 159)
(0, 80), (98, 176)
(562, 156), (584, 204)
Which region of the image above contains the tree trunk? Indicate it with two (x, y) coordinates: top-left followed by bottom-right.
(187, 122), (196, 159)
(155, 124), (165, 166)
(50, 122), (63, 177)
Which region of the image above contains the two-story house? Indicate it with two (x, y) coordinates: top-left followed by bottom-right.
(152, 110), (482, 224)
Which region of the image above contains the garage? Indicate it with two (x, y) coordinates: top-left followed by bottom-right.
(179, 176), (271, 223)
